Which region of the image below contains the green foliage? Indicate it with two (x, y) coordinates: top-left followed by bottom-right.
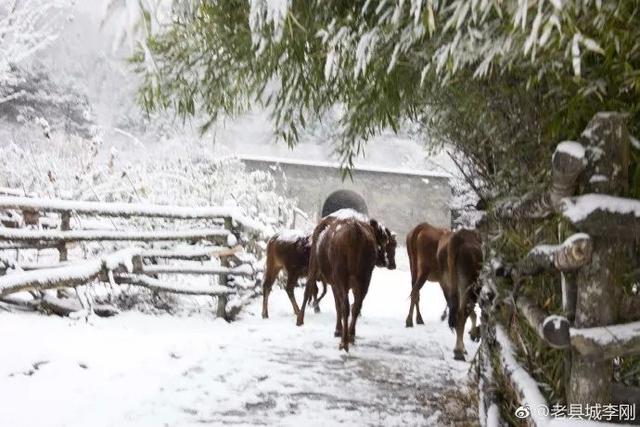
(132, 1), (640, 185)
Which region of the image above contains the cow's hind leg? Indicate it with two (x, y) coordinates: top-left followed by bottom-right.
(338, 285), (350, 352)
(406, 271), (428, 327)
(285, 273), (301, 316)
(313, 281), (327, 313)
(261, 265), (281, 319)
(348, 274), (370, 343)
(453, 309), (467, 360)
(415, 289), (426, 325)
(332, 286), (342, 337)
(296, 274), (316, 326)
(405, 245), (417, 327)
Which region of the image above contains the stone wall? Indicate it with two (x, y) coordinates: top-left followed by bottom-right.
(241, 157), (451, 240)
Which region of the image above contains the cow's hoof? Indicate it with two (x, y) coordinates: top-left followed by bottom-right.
(405, 319), (414, 328)
(453, 350), (465, 361)
(262, 313), (268, 319)
(334, 330), (341, 337)
(470, 329), (481, 342)
(296, 318), (304, 327)
(416, 317), (424, 325)
(313, 304), (320, 313)
(339, 342), (349, 352)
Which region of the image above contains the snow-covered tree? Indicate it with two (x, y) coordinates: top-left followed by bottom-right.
(100, 0), (195, 53)
(0, 0), (70, 88)
(133, 0), (639, 175)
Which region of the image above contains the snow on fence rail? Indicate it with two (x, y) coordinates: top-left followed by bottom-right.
(0, 195), (269, 235)
(0, 193), (269, 320)
(480, 113), (640, 425)
(0, 227), (231, 244)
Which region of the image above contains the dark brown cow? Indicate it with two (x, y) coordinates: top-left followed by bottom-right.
(406, 223), (482, 360)
(261, 230), (319, 319)
(296, 214), (397, 352)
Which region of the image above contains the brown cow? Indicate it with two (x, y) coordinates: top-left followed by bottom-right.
(296, 209), (391, 328)
(440, 228), (482, 360)
(296, 214), (397, 352)
(406, 223), (481, 360)
(405, 223), (452, 327)
(261, 230), (325, 319)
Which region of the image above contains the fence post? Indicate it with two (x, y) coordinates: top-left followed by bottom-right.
(56, 211), (71, 298)
(567, 113), (631, 405)
(58, 211), (71, 262)
(216, 216), (236, 321)
(216, 256), (230, 320)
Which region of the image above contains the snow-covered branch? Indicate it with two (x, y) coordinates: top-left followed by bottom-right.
(561, 194), (640, 240)
(0, 248), (139, 297)
(571, 320), (640, 360)
(0, 0), (71, 82)
(136, 262), (254, 278)
(112, 273), (235, 296)
(139, 246), (241, 261)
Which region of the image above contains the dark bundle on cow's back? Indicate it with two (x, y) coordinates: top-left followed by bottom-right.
(297, 209), (397, 352)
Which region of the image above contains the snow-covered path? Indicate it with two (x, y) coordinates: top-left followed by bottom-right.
(0, 262), (479, 427)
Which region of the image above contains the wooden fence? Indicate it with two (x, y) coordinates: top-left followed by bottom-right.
(478, 113), (640, 426)
(0, 193), (267, 320)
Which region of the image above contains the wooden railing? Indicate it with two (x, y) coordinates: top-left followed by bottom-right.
(479, 113), (639, 426)
(0, 193), (267, 320)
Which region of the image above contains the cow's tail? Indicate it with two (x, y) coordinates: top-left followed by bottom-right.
(447, 234), (459, 330)
(406, 230), (416, 292)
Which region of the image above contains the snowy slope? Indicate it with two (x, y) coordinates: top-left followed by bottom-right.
(0, 253), (479, 427)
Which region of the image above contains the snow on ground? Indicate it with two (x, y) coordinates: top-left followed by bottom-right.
(0, 251), (479, 427)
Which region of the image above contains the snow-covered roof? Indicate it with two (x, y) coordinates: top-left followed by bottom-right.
(239, 155), (452, 178)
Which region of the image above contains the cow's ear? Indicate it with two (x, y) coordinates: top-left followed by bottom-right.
(369, 219), (381, 237)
